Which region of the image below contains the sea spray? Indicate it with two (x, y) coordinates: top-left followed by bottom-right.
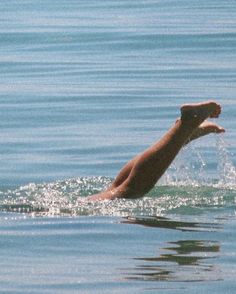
(160, 141), (207, 186)
(216, 136), (236, 189)
(0, 135), (235, 217)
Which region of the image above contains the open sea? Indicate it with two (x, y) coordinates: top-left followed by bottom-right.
(1, 0), (236, 293)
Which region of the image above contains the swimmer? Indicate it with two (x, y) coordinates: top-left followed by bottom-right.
(88, 101), (225, 201)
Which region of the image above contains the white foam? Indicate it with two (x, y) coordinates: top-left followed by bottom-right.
(0, 135), (235, 217)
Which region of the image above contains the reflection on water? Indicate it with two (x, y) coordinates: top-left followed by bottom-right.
(122, 216), (221, 282)
(122, 215), (222, 232)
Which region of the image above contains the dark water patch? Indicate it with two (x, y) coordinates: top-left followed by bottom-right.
(124, 238), (221, 282)
(122, 215), (222, 232)
(122, 214), (222, 283)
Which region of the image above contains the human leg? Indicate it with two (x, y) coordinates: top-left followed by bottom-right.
(109, 120), (225, 190)
(185, 120), (225, 143)
(88, 101), (222, 201)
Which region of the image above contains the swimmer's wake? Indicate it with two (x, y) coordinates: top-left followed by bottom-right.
(0, 135), (235, 217)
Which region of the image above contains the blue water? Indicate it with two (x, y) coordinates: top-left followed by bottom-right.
(0, 0), (236, 293)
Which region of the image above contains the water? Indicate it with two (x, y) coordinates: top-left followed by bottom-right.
(0, 0), (236, 293)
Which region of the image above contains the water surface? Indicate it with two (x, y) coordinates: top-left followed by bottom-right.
(0, 0), (236, 293)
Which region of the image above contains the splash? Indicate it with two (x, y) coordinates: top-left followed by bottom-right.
(216, 136), (236, 189)
(160, 143), (207, 187)
(0, 136), (235, 217)
(161, 135), (236, 190)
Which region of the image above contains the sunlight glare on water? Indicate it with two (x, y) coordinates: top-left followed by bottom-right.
(0, 0), (236, 293)
(0, 136), (235, 217)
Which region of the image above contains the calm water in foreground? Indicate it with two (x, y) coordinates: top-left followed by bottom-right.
(0, 0), (236, 293)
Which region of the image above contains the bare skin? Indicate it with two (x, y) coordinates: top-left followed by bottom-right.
(87, 101), (224, 201)
(187, 120), (225, 143)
